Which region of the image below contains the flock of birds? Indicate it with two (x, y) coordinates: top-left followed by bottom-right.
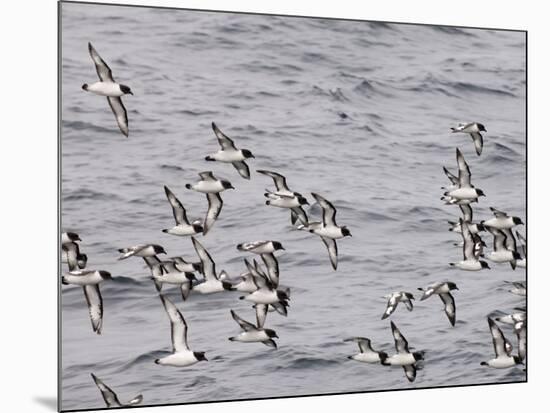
(62, 42), (526, 408)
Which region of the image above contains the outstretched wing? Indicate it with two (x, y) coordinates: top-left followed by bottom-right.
(204, 193), (223, 235)
(439, 293), (456, 326)
(164, 186), (189, 225)
(390, 321), (410, 353)
(230, 309), (257, 332)
(456, 148), (472, 188)
(88, 42), (114, 82)
(470, 132), (483, 156)
(106, 96), (129, 137)
(312, 192), (338, 226)
(159, 294), (189, 352)
(232, 161), (250, 179)
(91, 373), (121, 407)
(212, 122), (237, 150)
(321, 237), (338, 270)
(257, 170), (290, 192)
(84, 284), (103, 334)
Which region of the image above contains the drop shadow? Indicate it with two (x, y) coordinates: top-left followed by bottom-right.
(34, 396), (58, 411)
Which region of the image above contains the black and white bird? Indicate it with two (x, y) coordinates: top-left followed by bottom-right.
(481, 207), (524, 230)
(82, 42), (133, 137)
(170, 256), (203, 273)
(382, 321), (425, 382)
(451, 122), (487, 156)
(485, 227), (521, 270)
(264, 192), (310, 226)
(62, 270), (112, 334)
(62, 232), (81, 245)
(443, 148), (485, 202)
(381, 291), (415, 319)
(237, 241), (284, 286)
(417, 282), (458, 326)
(162, 186), (203, 236)
(118, 244), (166, 260)
(441, 166), (459, 191)
(305, 193), (352, 270)
(191, 237), (234, 294)
(480, 318), (523, 369)
(257, 169), (307, 224)
(345, 337), (388, 364)
(185, 171), (234, 194)
(91, 373), (143, 408)
(155, 294), (208, 367)
(239, 263), (289, 306)
(228, 309), (278, 348)
(516, 230), (526, 268)
(205, 122), (255, 179)
(449, 218), (490, 271)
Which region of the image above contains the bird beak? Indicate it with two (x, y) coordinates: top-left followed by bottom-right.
(129, 91), (134, 95)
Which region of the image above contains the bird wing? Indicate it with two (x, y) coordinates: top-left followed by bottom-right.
(164, 186), (189, 225)
(403, 364), (417, 382)
(159, 294), (189, 352)
(255, 304), (268, 329)
(321, 237), (338, 270)
(198, 171), (216, 181)
(443, 166), (459, 185)
(91, 373), (121, 407)
(461, 219), (476, 260)
(106, 96), (129, 137)
(211, 122), (237, 150)
(488, 318), (507, 357)
(261, 253), (280, 288)
(230, 309), (257, 332)
(439, 293), (456, 326)
(203, 193), (223, 235)
(84, 284), (103, 334)
(232, 161), (250, 179)
(490, 206), (508, 218)
(88, 42), (114, 82)
(516, 230), (526, 257)
(257, 170), (290, 192)
(290, 206), (309, 226)
(459, 204), (473, 222)
(470, 132), (483, 156)
(192, 237), (217, 281)
(391, 321), (410, 353)
(312, 192), (338, 226)
(456, 148), (472, 188)
(382, 294), (398, 319)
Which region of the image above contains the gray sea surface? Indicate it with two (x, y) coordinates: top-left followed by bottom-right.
(60, 2), (526, 411)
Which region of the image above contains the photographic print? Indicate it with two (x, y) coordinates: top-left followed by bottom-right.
(59, 1), (526, 411)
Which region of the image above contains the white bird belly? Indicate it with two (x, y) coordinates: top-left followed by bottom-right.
(234, 331), (269, 342)
(268, 197), (300, 208)
(157, 352), (198, 367)
(194, 280), (224, 294)
(63, 272), (103, 285)
(245, 290), (279, 304)
(313, 226), (342, 239)
(212, 150), (245, 162)
(488, 357), (517, 369)
(86, 81), (124, 97)
(166, 225), (197, 236)
(487, 251), (515, 263)
(448, 187), (479, 200)
(155, 272), (189, 284)
(456, 260), (482, 271)
(352, 353), (381, 363)
(193, 181), (225, 193)
(483, 217), (514, 230)
(386, 353), (416, 366)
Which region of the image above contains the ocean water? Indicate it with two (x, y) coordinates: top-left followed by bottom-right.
(60, 2), (526, 411)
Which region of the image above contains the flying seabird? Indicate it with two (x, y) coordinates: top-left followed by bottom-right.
(381, 291), (415, 320)
(382, 321), (425, 382)
(155, 294), (208, 367)
(257, 169), (306, 224)
(118, 244), (166, 260)
(82, 42), (133, 137)
(237, 241), (284, 287)
(185, 171), (234, 194)
(305, 192), (352, 270)
(162, 186), (203, 236)
(62, 270), (112, 334)
(480, 318), (523, 369)
(228, 309), (278, 348)
(481, 207), (524, 230)
(443, 148), (485, 201)
(451, 122), (487, 156)
(485, 227), (521, 269)
(417, 282), (458, 326)
(205, 122), (255, 179)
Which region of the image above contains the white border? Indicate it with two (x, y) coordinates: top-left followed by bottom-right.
(1, 1), (545, 412)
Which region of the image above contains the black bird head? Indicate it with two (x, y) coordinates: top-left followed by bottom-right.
(413, 351), (425, 361)
(480, 261), (490, 269)
(154, 245), (167, 255)
(513, 217), (524, 225)
(512, 251), (522, 260)
(120, 84), (133, 95)
(81, 83), (89, 91)
(242, 149), (255, 159)
(272, 241), (285, 251)
(193, 222), (204, 233)
(342, 226), (352, 237)
(99, 270), (112, 280)
(447, 282), (459, 291)
(513, 355), (524, 365)
(477, 123), (487, 132)
(265, 329), (278, 339)
(476, 189), (486, 197)
(222, 180), (235, 190)
(194, 352), (208, 362)
(298, 196), (309, 205)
